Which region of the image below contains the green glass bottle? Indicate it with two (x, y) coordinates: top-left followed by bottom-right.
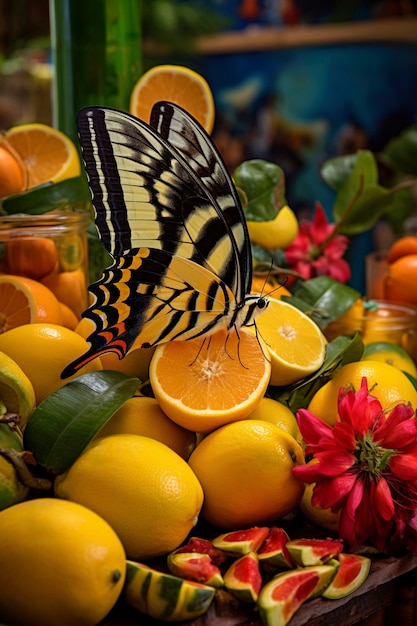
(49, 0), (142, 143)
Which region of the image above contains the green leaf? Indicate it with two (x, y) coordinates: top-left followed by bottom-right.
(380, 125), (417, 176)
(321, 153), (357, 191)
(233, 159), (286, 221)
(332, 150), (379, 225)
(0, 176), (92, 216)
(23, 371), (139, 475)
(273, 333), (364, 413)
(290, 277), (361, 328)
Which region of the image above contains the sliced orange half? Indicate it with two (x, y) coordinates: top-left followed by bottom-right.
(149, 328), (271, 434)
(129, 64), (215, 133)
(0, 275), (62, 333)
(254, 297), (326, 387)
(4, 123), (81, 189)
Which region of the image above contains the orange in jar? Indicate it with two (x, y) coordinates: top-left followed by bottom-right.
(5, 237), (58, 280)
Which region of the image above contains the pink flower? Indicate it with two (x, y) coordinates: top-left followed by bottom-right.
(293, 377), (417, 554)
(285, 202), (351, 283)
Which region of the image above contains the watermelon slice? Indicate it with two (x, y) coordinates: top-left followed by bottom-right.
(286, 538), (344, 567)
(173, 536), (227, 566)
(257, 527), (293, 570)
(167, 551), (224, 588)
(212, 526), (270, 555)
(258, 565), (336, 626)
(124, 560), (215, 621)
(322, 553), (371, 599)
(223, 551), (263, 603)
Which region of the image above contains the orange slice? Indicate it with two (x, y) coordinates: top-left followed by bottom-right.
(149, 328), (271, 434)
(4, 123), (81, 189)
(254, 297), (326, 386)
(129, 64), (215, 133)
(0, 275), (62, 333)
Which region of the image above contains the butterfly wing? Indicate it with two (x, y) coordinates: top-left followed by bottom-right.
(62, 104), (251, 378)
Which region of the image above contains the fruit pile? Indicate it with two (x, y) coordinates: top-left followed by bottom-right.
(1, 67), (417, 626)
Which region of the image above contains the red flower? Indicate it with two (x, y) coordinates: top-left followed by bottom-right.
(293, 377), (417, 554)
(285, 202), (351, 283)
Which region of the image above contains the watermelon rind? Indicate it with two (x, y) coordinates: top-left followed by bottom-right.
(167, 551), (224, 588)
(321, 553), (371, 599)
(223, 551), (263, 604)
(286, 538), (344, 567)
(257, 527), (293, 570)
(212, 526), (270, 555)
(258, 565), (336, 626)
(124, 560), (215, 622)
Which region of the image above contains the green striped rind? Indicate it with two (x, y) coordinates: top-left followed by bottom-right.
(321, 554), (371, 599)
(167, 552), (224, 588)
(124, 560), (215, 621)
(258, 565), (337, 626)
(223, 552), (262, 604)
(286, 538), (344, 567)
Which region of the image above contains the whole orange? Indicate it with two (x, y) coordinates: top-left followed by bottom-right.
(6, 238), (58, 280)
(383, 254), (417, 305)
(0, 144), (26, 197)
(387, 236), (417, 264)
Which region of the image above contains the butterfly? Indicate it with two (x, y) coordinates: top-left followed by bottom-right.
(61, 101), (269, 379)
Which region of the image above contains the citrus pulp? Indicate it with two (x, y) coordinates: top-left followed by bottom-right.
(150, 328), (271, 433)
(253, 297), (326, 386)
(129, 64), (215, 134)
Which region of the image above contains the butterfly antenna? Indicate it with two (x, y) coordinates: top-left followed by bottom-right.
(190, 336), (209, 366)
(253, 321), (272, 364)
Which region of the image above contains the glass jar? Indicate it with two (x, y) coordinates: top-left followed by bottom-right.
(0, 210), (90, 322)
(324, 299), (417, 363)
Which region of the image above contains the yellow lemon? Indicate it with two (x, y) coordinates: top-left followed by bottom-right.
(246, 205), (299, 250)
(0, 498), (126, 626)
(308, 360), (417, 426)
(253, 298), (326, 386)
(362, 341), (417, 378)
(54, 434), (204, 559)
(246, 396), (302, 442)
(188, 419), (305, 528)
(300, 482), (340, 533)
(298, 459), (340, 533)
(97, 396), (196, 459)
(0, 350), (35, 428)
(0, 323), (103, 404)
(0, 424), (29, 510)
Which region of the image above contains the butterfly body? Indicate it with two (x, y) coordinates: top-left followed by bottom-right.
(62, 102), (268, 379)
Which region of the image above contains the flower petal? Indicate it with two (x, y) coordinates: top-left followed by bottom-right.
(389, 443), (417, 480)
(314, 450), (355, 475)
(373, 403), (417, 448)
(296, 409), (334, 445)
(311, 472), (357, 510)
(373, 477), (395, 521)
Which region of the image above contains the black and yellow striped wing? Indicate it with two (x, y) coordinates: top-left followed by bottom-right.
(62, 102), (256, 378)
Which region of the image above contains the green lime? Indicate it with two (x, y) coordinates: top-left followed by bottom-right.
(362, 341), (417, 378)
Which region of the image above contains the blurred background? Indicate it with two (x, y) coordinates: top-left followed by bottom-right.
(1, 0), (416, 289)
